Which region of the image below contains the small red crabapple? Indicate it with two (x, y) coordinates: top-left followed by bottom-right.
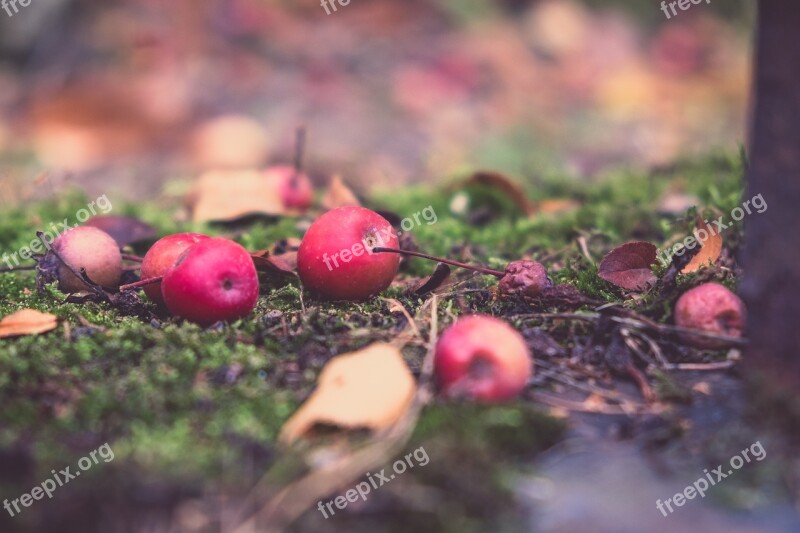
(38, 226), (122, 292)
(297, 206), (400, 301)
(161, 238), (259, 326)
(435, 315), (533, 402)
(674, 282), (745, 349)
(140, 233), (210, 306)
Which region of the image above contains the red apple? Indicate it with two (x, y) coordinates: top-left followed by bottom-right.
(674, 282), (745, 349)
(40, 226), (122, 292)
(297, 206), (399, 301)
(161, 238), (259, 326)
(264, 165), (313, 210)
(140, 233), (210, 306)
(435, 315), (533, 402)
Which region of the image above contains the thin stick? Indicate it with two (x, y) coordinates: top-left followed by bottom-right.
(121, 254), (144, 263)
(0, 265), (36, 273)
(119, 276), (162, 292)
(289, 126), (307, 191)
(513, 311), (747, 347)
(371, 247), (506, 278)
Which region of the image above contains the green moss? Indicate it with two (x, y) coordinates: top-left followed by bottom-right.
(0, 155), (747, 528)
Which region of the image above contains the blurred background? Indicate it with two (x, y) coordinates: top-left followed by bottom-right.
(0, 0), (753, 201)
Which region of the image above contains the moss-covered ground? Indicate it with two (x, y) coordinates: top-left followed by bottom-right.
(2, 153), (784, 532)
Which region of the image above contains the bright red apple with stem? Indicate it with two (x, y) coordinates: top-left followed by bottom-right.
(161, 238), (259, 326)
(297, 206), (400, 301)
(140, 233), (210, 306)
(435, 315), (533, 402)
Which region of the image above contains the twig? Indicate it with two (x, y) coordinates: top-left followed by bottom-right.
(119, 276), (162, 292)
(372, 247), (505, 278)
(576, 235), (594, 263)
(0, 265), (36, 273)
(513, 312), (747, 348)
(662, 361), (737, 371)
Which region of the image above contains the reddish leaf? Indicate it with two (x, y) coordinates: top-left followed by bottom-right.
(250, 250), (297, 276)
(598, 241), (658, 291)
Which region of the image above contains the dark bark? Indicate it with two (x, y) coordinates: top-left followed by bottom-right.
(742, 1), (800, 390)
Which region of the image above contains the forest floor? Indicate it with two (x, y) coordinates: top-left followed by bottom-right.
(0, 154), (798, 532)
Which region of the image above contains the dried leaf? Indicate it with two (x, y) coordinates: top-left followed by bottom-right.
(536, 198), (581, 215)
(598, 241), (658, 291)
(410, 263), (451, 296)
(322, 175), (361, 210)
(681, 217), (723, 274)
(83, 215), (157, 247)
(0, 309), (58, 338)
(191, 169), (287, 222)
(465, 171), (536, 216)
(279, 343), (416, 444)
(190, 114), (271, 169)
(534, 283), (598, 308)
(251, 250), (297, 276)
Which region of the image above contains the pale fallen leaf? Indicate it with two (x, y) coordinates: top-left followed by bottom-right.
(692, 382), (712, 396)
(536, 198), (581, 215)
(190, 114), (271, 169)
(279, 343), (416, 444)
(191, 169), (287, 222)
(322, 175), (360, 210)
(0, 309), (58, 338)
(681, 217), (723, 274)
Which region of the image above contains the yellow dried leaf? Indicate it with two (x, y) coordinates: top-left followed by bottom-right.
(279, 343), (416, 445)
(322, 175), (361, 210)
(0, 309), (58, 338)
(682, 217), (723, 274)
(191, 169), (287, 222)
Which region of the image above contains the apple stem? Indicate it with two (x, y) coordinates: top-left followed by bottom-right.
(119, 276), (163, 292)
(121, 254), (144, 263)
(291, 126), (306, 188)
(371, 247), (506, 278)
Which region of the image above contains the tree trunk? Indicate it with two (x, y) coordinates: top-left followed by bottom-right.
(742, 1), (800, 391)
